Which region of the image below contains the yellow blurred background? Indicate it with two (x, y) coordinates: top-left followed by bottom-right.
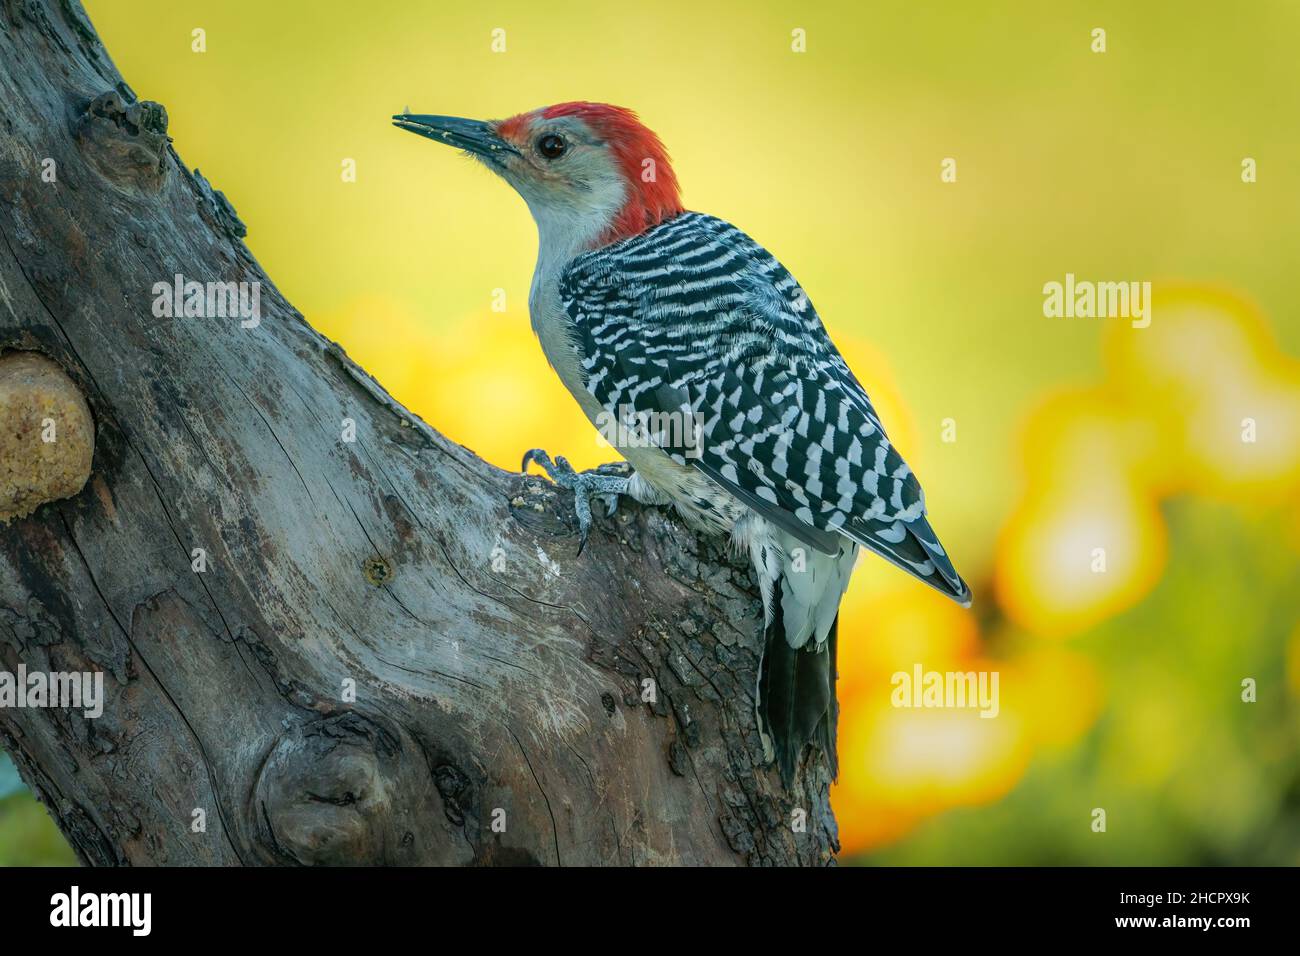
(4, 0), (1299, 864)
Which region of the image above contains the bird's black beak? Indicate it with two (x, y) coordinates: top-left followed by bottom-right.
(391, 113), (519, 165)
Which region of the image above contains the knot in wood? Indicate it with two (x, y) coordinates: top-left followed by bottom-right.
(74, 90), (170, 193)
(251, 712), (469, 865)
(362, 555), (394, 585)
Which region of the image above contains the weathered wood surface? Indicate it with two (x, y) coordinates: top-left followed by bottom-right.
(0, 0), (837, 865)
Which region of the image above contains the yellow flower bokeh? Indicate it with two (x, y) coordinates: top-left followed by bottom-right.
(997, 286), (1300, 640)
(850, 284), (1300, 853)
(1104, 287), (1300, 502)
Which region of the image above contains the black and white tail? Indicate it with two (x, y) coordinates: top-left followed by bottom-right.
(760, 604), (841, 784)
(754, 519), (970, 785)
(752, 531), (855, 784)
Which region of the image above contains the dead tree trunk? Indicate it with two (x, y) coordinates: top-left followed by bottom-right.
(0, 0), (837, 865)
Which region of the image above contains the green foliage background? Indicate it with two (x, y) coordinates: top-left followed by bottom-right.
(0, 755), (75, 866)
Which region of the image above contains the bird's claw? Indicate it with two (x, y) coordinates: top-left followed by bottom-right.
(521, 449), (631, 555)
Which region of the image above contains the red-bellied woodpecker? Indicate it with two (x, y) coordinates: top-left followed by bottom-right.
(394, 102), (971, 784)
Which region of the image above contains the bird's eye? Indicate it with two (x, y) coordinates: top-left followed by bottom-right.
(537, 133), (567, 159)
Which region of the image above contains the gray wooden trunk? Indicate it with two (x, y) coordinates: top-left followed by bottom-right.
(0, 0), (837, 865)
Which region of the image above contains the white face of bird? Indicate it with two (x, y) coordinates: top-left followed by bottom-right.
(393, 103), (683, 252)
(494, 114), (629, 251)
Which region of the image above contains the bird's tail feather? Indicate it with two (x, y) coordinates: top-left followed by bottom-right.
(757, 535), (851, 785)
(759, 546), (847, 785)
(814, 616), (840, 779)
(759, 599), (837, 785)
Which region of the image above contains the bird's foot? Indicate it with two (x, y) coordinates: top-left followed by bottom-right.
(521, 449), (631, 555)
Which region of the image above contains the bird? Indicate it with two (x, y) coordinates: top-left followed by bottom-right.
(393, 102), (971, 785)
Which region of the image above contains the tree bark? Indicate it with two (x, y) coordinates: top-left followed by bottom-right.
(0, 0), (837, 865)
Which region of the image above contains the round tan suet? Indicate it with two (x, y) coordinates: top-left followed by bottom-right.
(0, 352), (94, 522)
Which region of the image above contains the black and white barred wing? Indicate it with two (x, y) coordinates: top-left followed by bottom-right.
(560, 213), (970, 605)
